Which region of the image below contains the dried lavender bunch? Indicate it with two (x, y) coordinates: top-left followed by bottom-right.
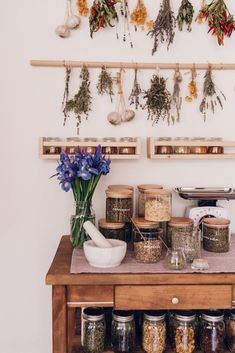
(199, 66), (226, 121)
(148, 0), (176, 55)
(61, 66), (72, 126)
(171, 68), (183, 123)
(129, 68), (143, 110)
(96, 66), (114, 102)
(177, 0), (194, 31)
(143, 74), (171, 125)
(64, 66), (92, 134)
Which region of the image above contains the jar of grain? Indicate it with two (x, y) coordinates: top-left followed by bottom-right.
(98, 219), (126, 241)
(132, 218), (162, 263)
(111, 310), (135, 353)
(142, 311), (166, 353)
(172, 311), (197, 353)
(82, 307), (106, 353)
(226, 309), (235, 352)
(106, 189), (133, 223)
(170, 218), (200, 263)
(145, 189), (172, 222)
(137, 184), (163, 217)
(102, 137), (118, 155)
(202, 218), (230, 253)
(200, 311), (225, 353)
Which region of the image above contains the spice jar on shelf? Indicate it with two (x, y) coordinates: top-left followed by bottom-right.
(106, 189), (133, 223)
(142, 311), (166, 353)
(102, 137), (118, 155)
(44, 137), (62, 155)
(202, 218), (230, 253)
(111, 310), (135, 353)
(173, 145), (191, 154)
(132, 218), (162, 263)
(137, 184), (163, 217)
(155, 145), (174, 154)
(66, 137), (80, 154)
(172, 311), (197, 353)
(82, 307), (106, 353)
(145, 189), (172, 222)
(98, 219), (126, 241)
(119, 137), (136, 155)
(200, 311), (225, 353)
(82, 138), (98, 154)
(226, 309), (235, 352)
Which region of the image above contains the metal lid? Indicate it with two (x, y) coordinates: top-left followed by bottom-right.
(138, 184), (163, 192)
(203, 218), (230, 228)
(175, 311), (196, 322)
(144, 311), (166, 321)
(98, 219), (125, 230)
(202, 310), (224, 322)
(132, 218), (160, 229)
(169, 217), (194, 227)
(106, 189), (133, 199)
(83, 307), (104, 321)
(112, 310), (134, 322)
(144, 189), (172, 196)
(108, 185), (134, 191)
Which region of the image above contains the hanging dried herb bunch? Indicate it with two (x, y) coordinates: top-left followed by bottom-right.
(129, 68), (143, 110)
(148, 0), (176, 55)
(185, 67), (198, 102)
(96, 66), (114, 102)
(118, 0), (133, 47)
(143, 74), (171, 125)
(130, 0), (148, 31)
(200, 66), (226, 121)
(171, 67), (183, 123)
(64, 66), (92, 134)
(61, 65), (72, 126)
(76, 0), (89, 16)
(177, 0), (194, 31)
(89, 0), (119, 38)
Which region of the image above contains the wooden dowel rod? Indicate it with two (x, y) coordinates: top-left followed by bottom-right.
(30, 60), (235, 70)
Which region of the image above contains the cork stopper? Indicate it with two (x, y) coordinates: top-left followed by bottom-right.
(169, 217), (194, 227)
(106, 189), (133, 199)
(98, 219), (125, 230)
(144, 189), (171, 196)
(203, 218), (230, 228)
(138, 184), (163, 192)
(132, 218), (160, 229)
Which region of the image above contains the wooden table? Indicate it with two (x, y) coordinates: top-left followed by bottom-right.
(46, 236), (235, 353)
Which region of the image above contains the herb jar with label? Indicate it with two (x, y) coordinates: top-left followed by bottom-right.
(102, 138), (118, 155)
(132, 218), (162, 263)
(145, 189), (172, 222)
(202, 218), (230, 253)
(112, 310), (135, 353)
(200, 311), (225, 353)
(98, 219), (126, 241)
(119, 137), (136, 155)
(106, 189), (133, 223)
(172, 311), (197, 353)
(226, 309), (235, 352)
(82, 307), (106, 353)
(137, 184), (163, 217)
(142, 311), (166, 353)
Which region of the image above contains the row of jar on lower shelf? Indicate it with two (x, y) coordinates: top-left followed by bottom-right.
(80, 308), (235, 353)
(155, 145), (224, 155)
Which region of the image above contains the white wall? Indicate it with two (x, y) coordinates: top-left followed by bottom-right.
(1, 0), (235, 352)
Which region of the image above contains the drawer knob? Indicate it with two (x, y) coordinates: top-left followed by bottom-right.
(172, 297), (179, 305)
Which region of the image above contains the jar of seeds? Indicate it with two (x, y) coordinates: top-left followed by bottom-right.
(98, 219), (126, 241)
(226, 309), (235, 352)
(142, 311), (166, 353)
(172, 311), (197, 353)
(170, 218), (200, 263)
(111, 310), (135, 353)
(137, 184), (163, 217)
(200, 311), (225, 353)
(145, 189), (172, 222)
(133, 218), (163, 263)
(202, 218), (230, 253)
(106, 189), (133, 223)
(82, 307), (106, 353)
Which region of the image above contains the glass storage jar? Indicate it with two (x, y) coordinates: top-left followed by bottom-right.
(200, 311), (225, 353)
(119, 137), (136, 155)
(66, 137), (80, 154)
(82, 138), (98, 154)
(111, 310), (135, 353)
(98, 219), (126, 241)
(44, 137), (62, 154)
(132, 218), (162, 263)
(155, 145), (174, 154)
(102, 137), (118, 155)
(170, 218), (200, 263)
(172, 311), (197, 353)
(173, 146), (191, 154)
(106, 189), (133, 223)
(145, 189), (172, 222)
(142, 311), (166, 353)
(82, 307), (106, 353)
(202, 218), (230, 253)
(137, 184), (163, 217)
(226, 309), (235, 352)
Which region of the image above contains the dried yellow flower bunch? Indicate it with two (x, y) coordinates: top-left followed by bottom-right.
(131, 0), (148, 30)
(185, 68), (198, 102)
(76, 0), (89, 16)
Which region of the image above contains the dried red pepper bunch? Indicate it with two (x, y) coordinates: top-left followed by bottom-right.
(89, 0), (120, 37)
(198, 0), (235, 45)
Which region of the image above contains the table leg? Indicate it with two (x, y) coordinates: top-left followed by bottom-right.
(67, 307), (76, 353)
(52, 286), (67, 353)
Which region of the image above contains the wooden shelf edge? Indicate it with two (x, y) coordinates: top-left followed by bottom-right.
(148, 154), (235, 160)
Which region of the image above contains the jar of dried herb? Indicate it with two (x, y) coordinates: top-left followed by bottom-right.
(170, 218), (200, 263)
(226, 309), (235, 352)
(142, 311), (166, 353)
(102, 137), (118, 155)
(111, 310), (135, 353)
(98, 219), (126, 241)
(145, 189), (172, 222)
(106, 189), (133, 223)
(137, 184), (163, 217)
(200, 311), (225, 353)
(82, 307), (106, 353)
(133, 218), (162, 263)
(172, 311), (197, 353)
(202, 218), (230, 253)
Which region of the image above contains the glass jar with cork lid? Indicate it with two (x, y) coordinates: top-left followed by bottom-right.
(106, 189), (133, 223)
(98, 219), (126, 241)
(144, 189), (172, 222)
(202, 218), (230, 253)
(137, 184), (163, 217)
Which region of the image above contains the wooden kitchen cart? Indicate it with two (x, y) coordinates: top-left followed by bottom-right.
(46, 236), (235, 353)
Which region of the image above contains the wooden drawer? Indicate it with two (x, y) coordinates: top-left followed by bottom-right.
(67, 285), (114, 307)
(115, 285), (232, 310)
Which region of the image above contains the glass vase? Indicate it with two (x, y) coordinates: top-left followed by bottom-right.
(70, 201), (95, 248)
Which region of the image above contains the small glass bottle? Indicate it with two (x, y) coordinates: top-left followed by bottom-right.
(83, 138), (98, 154)
(172, 311), (197, 353)
(202, 218), (230, 253)
(111, 310), (135, 353)
(106, 189), (133, 223)
(137, 184), (163, 217)
(44, 137), (62, 154)
(226, 309), (235, 352)
(82, 307), (106, 353)
(144, 189), (172, 222)
(165, 249), (186, 270)
(119, 137), (136, 155)
(142, 311), (166, 353)
(98, 219), (126, 241)
(200, 311), (225, 353)
(102, 137), (118, 155)
(66, 137), (80, 154)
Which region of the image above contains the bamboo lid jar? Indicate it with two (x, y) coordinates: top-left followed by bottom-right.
(137, 184), (163, 217)
(202, 218), (230, 253)
(106, 189), (133, 223)
(144, 189), (172, 222)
